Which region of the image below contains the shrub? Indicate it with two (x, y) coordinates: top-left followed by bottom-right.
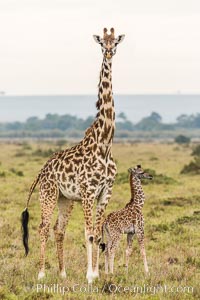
(143, 168), (177, 185)
(15, 151), (26, 157)
(56, 140), (67, 147)
(181, 144), (200, 174)
(192, 144), (200, 156)
(32, 148), (58, 158)
(114, 172), (129, 184)
(181, 157), (200, 174)
(152, 223), (170, 232)
(150, 156), (159, 161)
(174, 135), (191, 144)
(10, 168), (24, 177)
(176, 213), (200, 225)
(22, 142), (32, 150)
(161, 196), (199, 206)
(0, 171), (6, 177)
(115, 168), (177, 185)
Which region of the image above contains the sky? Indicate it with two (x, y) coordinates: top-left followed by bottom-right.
(0, 0), (200, 95)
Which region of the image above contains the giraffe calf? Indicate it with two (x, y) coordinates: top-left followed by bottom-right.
(101, 165), (153, 274)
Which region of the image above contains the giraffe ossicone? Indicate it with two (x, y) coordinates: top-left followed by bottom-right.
(21, 27), (125, 283)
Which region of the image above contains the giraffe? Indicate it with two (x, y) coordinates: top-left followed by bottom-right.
(21, 27), (125, 283)
(101, 165), (153, 275)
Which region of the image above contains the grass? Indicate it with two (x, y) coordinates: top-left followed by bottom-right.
(0, 141), (199, 299)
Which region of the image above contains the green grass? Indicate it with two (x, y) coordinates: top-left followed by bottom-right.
(0, 141), (199, 299)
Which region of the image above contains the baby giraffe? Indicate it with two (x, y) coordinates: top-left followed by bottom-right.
(101, 165), (153, 274)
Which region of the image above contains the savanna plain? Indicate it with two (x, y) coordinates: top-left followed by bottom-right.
(0, 141), (199, 300)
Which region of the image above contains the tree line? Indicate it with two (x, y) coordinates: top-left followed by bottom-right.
(0, 112), (200, 138)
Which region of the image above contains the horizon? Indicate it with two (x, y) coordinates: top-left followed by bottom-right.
(1, 92), (200, 97)
(1, 94), (200, 123)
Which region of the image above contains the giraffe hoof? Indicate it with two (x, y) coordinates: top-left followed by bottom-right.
(86, 271), (94, 284)
(87, 277), (93, 284)
(60, 270), (67, 278)
(124, 265), (128, 272)
(145, 271), (150, 277)
(38, 271), (45, 280)
(92, 271), (99, 280)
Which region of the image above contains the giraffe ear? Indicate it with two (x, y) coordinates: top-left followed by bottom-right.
(115, 35), (125, 44)
(93, 35), (102, 44)
(128, 168), (134, 173)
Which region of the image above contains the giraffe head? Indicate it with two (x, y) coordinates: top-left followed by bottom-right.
(128, 165), (153, 180)
(93, 28), (125, 59)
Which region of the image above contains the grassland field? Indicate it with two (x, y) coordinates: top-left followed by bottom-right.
(0, 141), (199, 300)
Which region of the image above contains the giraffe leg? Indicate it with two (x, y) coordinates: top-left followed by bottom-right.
(109, 253), (115, 274)
(135, 226), (149, 274)
(105, 244), (109, 274)
(103, 224), (109, 274)
(93, 187), (113, 278)
(105, 239), (114, 274)
(108, 241), (118, 274)
(125, 232), (134, 270)
(81, 192), (95, 283)
(104, 233), (119, 274)
(53, 197), (74, 278)
(38, 185), (58, 279)
(93, 238), (100, 278)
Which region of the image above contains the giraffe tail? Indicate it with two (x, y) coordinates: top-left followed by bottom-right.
(21, 173), (41, 256)
(21, 208), (29, 256)
(99, 243), (106, 252)
(99, 223), (106, 252)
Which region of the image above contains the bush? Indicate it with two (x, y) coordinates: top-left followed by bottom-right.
(115, 168), (177, 185)
(32, 148), (58, 158)
(15, 151), (26, 157)
(176, 212), (200, 225)
(0, 171), (6, 177)
(152, 223), (170, 232)
(143, 168), (177, 185)
(22, 142), (32, 150)
(114, 172), (129, 184)
(56, 140), (67, 147)
(174, 135), (191, 144)
(181, 144), (200, 174)
(192, 144), (200, 156)
(150, 156), (159, 161)
(181, 157), (200, 174)
(10, 168), (24, 177)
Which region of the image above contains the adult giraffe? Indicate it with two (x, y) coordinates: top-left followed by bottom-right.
(21, 27), (125, 283)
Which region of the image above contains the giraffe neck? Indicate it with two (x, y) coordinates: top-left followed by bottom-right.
(129, 174), (145, 208)
(95, 57), (115, 145)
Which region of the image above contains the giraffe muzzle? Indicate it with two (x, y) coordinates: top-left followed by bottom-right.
(105, 51), (112, 59)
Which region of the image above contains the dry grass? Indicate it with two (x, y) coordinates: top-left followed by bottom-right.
(0, 141), (199, 299)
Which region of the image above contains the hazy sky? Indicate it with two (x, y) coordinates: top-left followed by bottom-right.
(0, 0), (200, 95)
